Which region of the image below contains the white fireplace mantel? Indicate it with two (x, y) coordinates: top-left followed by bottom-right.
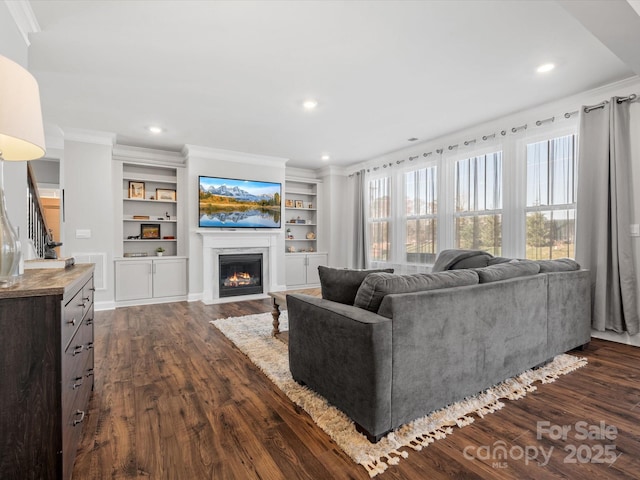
(198, 230), (281, 304)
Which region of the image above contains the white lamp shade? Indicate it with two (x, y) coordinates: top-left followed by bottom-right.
(0, 55), (46, 161)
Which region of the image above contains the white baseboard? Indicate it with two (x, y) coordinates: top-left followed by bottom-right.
(591, 329), (640, 347)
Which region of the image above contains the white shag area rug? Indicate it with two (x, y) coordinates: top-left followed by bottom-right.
(211, 311), (587, 477)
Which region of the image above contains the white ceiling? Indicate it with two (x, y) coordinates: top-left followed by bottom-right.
(26, 0), (640, 169)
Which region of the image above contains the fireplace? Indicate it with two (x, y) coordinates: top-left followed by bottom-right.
(218, 254), (263, 298)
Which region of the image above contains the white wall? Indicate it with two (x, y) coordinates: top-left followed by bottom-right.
(62, 133), (115, 306)
(317, 166), (349, 267)
(184, 145), (288, 299)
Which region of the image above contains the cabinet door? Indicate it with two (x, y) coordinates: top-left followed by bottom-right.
(153, 258), (187, 298)
(285, 255), (307, 287)
(115, 261), (153, 301)
(305, 253), (327, 285)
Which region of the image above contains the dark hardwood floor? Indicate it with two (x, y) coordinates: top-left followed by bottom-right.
(73, 300), (640, 479)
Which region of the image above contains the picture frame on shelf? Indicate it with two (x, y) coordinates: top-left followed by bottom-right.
(129, 181), (145, 199)
(285, 199), (294, 208)
(140, 223), (161, 239)
(156, 188), (176, 201)
(295, 200), (303, 208)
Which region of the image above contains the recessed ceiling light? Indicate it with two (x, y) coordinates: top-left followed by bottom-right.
(536, 63), (555, 73)
(147, 125), (163, 134)
(302, 99), (318, 110)
(321, 154), (330, 161)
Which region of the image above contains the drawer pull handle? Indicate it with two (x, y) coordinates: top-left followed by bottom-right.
(86, 368), (94, 377)
(73, 410), (85, 426)
(90, 287), (96, 292)
(67, 317), (76, 326)
(86, 342), (94, 350)
(83, 296), (91, 302)
(72, 345), (84, 356)
(86, 318), (93, 326)
(72, 377), (83, 389)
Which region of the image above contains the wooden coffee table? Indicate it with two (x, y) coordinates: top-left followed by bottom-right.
(268, 287), (321, 340)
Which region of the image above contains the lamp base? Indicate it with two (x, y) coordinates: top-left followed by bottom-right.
(0, 159), (21, 287)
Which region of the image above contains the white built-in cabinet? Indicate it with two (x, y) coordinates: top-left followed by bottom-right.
(115, 258), (187, 301)
(113, 146), (188, 305)
(285, 252), (328, 288)
(284, 176), (327, 287)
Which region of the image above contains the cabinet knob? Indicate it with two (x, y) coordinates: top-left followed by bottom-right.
(72, 345), (84, 356)
(72, 410), (86, 426)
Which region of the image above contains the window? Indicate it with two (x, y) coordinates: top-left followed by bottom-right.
(525, 134), (576, 259)
(368, 176), (391, 262)
(405, 166), (437, 263)
(454, 152), (502, 255)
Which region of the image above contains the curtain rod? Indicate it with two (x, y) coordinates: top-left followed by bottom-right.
(348, 92), (637, 177)
(584, 93), (637, 113)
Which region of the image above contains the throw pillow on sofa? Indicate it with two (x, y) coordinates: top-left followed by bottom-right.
(535, 258), (580, 272)
(317, 266), (394, 305)
(353, 270), (479, 314)
(473, 260), (540, 283)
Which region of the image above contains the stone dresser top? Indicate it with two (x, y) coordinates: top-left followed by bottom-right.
(0, 264), (94, 299)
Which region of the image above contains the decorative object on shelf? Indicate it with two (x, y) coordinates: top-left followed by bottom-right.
(295, 200), (303, 208)
(286, 228), (293, 239)
(123, 252), (148, 257)
(155, 247), (165, 257)
(285, 199), (294, 208)
(156, 188), (176, 201)
(308, 203), (313, 209)
(287, 246), (296, 253)
(0, 55), (46, 287)
(44, 229), (63, 259)
(166, 211), (170, 219)
(140, 223), (161, 239)
(127, 235), (141, 239)
(296, 217), (305, 224)
(133, 215), (150, 219)
(129, 181), (145, 199)
(163, 236), (175, 239)
(306, 231), (316, 240)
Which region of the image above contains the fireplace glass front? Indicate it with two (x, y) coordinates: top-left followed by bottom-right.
(218, 253), (263, 298)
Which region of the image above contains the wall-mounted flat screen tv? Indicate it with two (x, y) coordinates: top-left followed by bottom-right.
(199, 176), (281, 228)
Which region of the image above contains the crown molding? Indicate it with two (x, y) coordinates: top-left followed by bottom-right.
(63, 127), (116, 146)
(5, 0), (40, 47)
(113, 144), (186, 167)
(183, 144), (288, 169)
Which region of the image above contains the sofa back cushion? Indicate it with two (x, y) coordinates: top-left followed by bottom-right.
(354, 270), (479, 314)
(318, 266), (394, 305)
(535, 258), (580, 272)
(474, 260), (540, 283)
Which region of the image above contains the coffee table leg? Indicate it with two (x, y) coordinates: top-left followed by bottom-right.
(271, 298), (281, 337)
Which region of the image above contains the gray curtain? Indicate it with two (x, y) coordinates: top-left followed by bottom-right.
(352, 169), (368, 269)
(576, 97), (639, 335)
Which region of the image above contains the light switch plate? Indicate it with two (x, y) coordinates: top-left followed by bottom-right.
(631, 224), (640, 237)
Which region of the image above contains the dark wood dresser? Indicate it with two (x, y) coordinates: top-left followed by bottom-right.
(0, 264), (95, 480)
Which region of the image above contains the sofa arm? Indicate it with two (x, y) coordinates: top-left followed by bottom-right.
(287, 294), (393, 438)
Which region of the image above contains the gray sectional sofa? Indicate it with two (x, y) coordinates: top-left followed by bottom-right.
(287, 251), (591, 442)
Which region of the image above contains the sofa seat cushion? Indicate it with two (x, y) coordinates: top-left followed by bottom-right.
(535, 258), (580, 272)
(474, 260), (540, 283)
(318, 266), (394, 305)
(354, 270), (479, 314)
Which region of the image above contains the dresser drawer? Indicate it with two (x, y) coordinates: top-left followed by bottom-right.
(62, 318), (94, 422)
(61, 371), (93, 480)
(62, 288), (84, 350)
